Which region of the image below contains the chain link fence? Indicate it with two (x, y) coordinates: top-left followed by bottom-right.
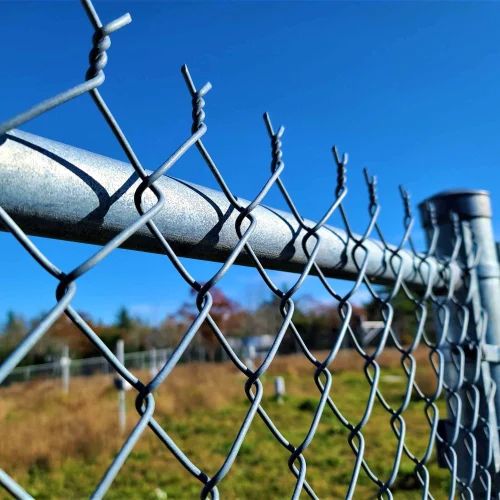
(1, 0), (500, 498)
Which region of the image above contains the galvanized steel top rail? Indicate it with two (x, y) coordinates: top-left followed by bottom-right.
(0, 129), (458, 291)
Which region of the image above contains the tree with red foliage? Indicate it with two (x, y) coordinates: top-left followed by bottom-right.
(177, 286), (243, 360)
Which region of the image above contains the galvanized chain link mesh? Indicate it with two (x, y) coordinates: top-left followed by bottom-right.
(425, 210), (495, 499)
(0, 1), (497, 498)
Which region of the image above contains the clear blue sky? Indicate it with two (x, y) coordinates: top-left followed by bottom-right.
(1, 1), (500, 326)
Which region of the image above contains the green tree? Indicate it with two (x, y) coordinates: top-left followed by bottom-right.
(116, 307), (132, 330)
(114, 307), (153, 352)
(1, 311), (28, 363)
(4, 310), (26, 337)
(363, 287), (435, 346)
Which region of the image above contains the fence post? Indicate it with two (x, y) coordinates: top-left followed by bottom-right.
(420, 190), (500, 490)
(149, 347), (158, 377)
(115, 340), (126, 434)
(274, 376), (285, 405)
(60, 345), (70, 394)
(245, 345), (256, 371)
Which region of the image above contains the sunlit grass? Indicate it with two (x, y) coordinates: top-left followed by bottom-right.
(0, 349), (450, 499)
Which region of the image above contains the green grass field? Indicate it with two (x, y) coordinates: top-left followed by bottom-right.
(0, 350), (451, 499)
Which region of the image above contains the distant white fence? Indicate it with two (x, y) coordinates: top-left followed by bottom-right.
(1, 344), (210, 387)
(1, 328), (385, 389)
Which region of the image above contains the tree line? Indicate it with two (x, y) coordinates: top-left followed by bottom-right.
(0, 286), (430, 366)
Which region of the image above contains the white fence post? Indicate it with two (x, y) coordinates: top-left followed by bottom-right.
(149, 347), (158, 377)
(245, 345), (256, 371)
(274, 376), (285, 404)
(60, 345), (70, 394)
(115, 340), (126, 434)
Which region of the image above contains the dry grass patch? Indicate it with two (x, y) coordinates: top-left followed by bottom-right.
(0, 348), (449, 499)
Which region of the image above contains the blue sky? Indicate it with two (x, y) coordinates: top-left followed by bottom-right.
(1, 1), (500, 326)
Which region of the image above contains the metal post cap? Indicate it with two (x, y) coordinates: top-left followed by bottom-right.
(419, 189), (491, 227)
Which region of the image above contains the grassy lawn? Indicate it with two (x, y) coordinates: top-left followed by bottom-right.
(0, 349), (451, 499)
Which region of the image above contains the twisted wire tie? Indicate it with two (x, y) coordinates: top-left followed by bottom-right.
(450, 212), (460, 240)
(364, 168), (378, 209)
(86, 29), (110, 80)
(399, 186), (411, 220)
(192, 92), (207, 133)
(333, 146), (348, 197)
(179, 64), (211, 133)
(85, 14), (131, 81)
(425, 201), (437, 227)
(271, 127), (284, 167)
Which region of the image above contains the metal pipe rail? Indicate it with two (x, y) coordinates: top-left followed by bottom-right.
(0, 129), (457, 289)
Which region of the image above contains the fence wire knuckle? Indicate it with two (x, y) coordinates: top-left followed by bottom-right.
(0, 0), (499, 498)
